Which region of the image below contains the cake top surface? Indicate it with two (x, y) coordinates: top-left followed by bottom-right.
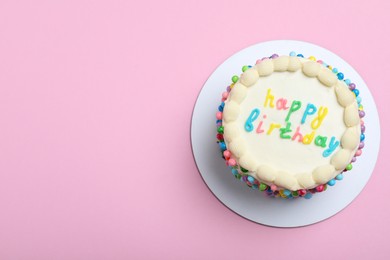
(222, 55), (361, 191)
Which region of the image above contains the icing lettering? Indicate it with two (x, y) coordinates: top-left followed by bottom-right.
(322, 136), (340, 157)
(311, 106), (328, 130)
(241, 87), (339, 158)
(276, 98), (289, 110)
(301, 103), (317, 124)
(292, 126), (303, 142)
(280, 122), (292, 139)
(264, 89), (275, 108)
(285, 100), (302, 122)
(314, 136), (327, 148)
(302, 131), (315, 144)
(256, 115), (267, 133)
(245, 108), (260, 132)
(267, 123), (281, 135)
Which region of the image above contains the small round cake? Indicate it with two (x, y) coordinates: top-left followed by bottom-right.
(215, 52), (366, 199)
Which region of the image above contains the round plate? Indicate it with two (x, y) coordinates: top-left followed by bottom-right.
(191, 40), (380, 227)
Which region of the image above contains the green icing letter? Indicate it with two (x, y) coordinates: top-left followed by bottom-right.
(285, 100), (302, 122)
(280, 122), (292, 139)
(314, 135), (327, 148)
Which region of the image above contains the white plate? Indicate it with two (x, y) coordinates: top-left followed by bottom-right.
(191, 40), (380, 227)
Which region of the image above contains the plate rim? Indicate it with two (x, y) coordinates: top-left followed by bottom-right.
(191, 39), (381, 227)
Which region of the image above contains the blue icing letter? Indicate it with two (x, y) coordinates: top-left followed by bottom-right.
(322, 136), (340, 157)
(301, 103), (317, 124)
(245, 108), (260, 132)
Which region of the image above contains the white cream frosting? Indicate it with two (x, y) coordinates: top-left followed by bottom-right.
(223, 56), (361, 191)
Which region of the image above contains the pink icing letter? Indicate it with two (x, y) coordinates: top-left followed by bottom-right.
(292, 126), (303, 142)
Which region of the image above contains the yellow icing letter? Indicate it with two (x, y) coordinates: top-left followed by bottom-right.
(311, 106), (328, 130)
(302, 131), (315, 144)
(267, 123), (281, 135)
(264, 88), (275, 108)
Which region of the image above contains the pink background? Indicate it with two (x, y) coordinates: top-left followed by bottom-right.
(0, 0), (389, 259)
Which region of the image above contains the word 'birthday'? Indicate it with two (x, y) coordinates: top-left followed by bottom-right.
(244, 88), (340, 158)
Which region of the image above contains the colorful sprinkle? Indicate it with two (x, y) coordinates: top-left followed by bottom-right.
(346, 163), (353, 170)
(359, 111), (365, 118)
(337, 72), (344, 80)
(232, 75), (239, 83)
(279, 190), (287, 198)
(216, 112), (222, 120)
(298, 189), (307, 196)
(240, 166), (248, 173)
(247, 175), (255, 184)
(222, 92), (229, 99)
(259, 183), (268, 191)
(316, 185), (325, 192)
(228, 158), (236, 166)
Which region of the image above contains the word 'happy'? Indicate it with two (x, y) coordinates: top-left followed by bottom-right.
(244, 88), (340, 157)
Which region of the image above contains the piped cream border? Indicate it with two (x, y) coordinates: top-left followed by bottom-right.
(223, 56), (361, 191)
